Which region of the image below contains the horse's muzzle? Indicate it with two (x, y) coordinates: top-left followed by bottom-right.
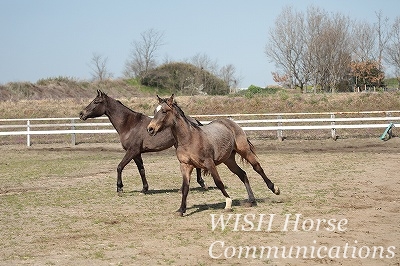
(79, 111), (87, 121)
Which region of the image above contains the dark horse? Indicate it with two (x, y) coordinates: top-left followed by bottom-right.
(79, 90), (206, 193)
(147, 95), (280, 216)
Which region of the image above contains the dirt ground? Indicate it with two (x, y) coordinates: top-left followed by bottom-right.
(0, 137), (399, 266)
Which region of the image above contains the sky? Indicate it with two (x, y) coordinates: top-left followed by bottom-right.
(1, 0), (399, 88)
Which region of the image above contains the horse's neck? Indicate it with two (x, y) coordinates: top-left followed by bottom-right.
(171, 113), (196, 146)
(105, 98), (139, 134)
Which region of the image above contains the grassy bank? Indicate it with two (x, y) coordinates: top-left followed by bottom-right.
(1, 78), (399, 119)
(1, 91), (400, 119)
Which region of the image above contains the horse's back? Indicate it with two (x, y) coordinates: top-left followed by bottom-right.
(215, 119), (245, 134)
(206, 119), (253, 155)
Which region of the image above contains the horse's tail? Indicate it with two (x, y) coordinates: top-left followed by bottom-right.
(247, 138), (257, 155)
(239, 138), (258, 164)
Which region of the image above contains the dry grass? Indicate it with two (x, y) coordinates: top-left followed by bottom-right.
(1, 92), (400, 119)
(0, 139), (399, 265)
(1, 91), (399, 145)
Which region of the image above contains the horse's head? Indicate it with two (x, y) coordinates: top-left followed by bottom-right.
(147, 94), (175, 136)
(79, 90), (108, 120)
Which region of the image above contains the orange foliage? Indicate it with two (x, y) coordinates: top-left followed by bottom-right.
(350, 60), (385, 87)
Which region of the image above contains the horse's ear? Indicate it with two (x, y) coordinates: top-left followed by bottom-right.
(98, 90), (107, 97)
(97, 89), (101, 96)
(167, 94), (175, 105)
(157, 95), (163, 103)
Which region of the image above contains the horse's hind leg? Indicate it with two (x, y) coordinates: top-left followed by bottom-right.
(224, 152), (256, 206)
(240, 150), (280, 195)
(133, 155), (148, 193)
(196, 168), (208, 190)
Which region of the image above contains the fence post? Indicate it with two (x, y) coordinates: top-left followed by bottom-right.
(277, 115), (283, 141)
(386, 112), (393, 139)
(386, 111), (392, 122)
(71, 119), (76, 146)
(330, 114), (337, 140)
(27, 120), (31, 146)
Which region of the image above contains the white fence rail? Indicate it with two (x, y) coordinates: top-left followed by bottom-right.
(0, 111), (399, 146)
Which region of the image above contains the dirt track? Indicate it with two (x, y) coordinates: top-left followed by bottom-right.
(0, 137), (399, 265)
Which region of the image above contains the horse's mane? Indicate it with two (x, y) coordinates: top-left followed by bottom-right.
(175, 103), (199, 127)
(97, 90), (137, 115)
(112, 98), (143, 116)
(161, 97), (201, 128)
(116, 100), (135, 113)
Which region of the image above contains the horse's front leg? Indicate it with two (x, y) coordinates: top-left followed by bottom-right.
(206, 160), (232, 211)
(116, 150), (137, 194)
(133, 155), (148, 193)
(177, 163), (194, 216)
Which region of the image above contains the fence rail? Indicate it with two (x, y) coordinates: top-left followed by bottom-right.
(0, 111), (399, 146)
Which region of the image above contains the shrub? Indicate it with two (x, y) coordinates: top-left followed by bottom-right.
(141, 62), (229, 95)
(242, 85), (280, 98)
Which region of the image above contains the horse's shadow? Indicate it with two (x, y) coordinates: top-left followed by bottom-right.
(126, 187), (280, 217)
(185, 197), (280, 216)
(185, 200), (241, 216)
(127, 186), (218, 195)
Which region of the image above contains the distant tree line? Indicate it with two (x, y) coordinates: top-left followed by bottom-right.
(89, 29), (240, 95)
(265, 6), (400, 92)
(120, 29), (239, 95)
(89, 6), (400, 94)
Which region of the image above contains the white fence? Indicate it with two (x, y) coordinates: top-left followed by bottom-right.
(0, 111), (399, 146)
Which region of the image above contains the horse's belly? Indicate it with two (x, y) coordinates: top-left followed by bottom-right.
(212, 142), (234, 164)
(141, 128), (175, 151)
(202, 125), (234, 164)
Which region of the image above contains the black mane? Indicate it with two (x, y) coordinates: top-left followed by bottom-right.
(160, 97), (201, 128)
(115, 99), (141, 115)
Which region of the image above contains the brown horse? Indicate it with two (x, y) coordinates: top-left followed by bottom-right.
(147, 94), (280, 216)
(79, 90), (206, 193)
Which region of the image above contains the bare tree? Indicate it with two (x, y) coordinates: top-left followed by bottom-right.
(267, 6), (354, 93)
(124, 28), (165, 81)
(316, 11), (352, 92)
(375, 11), (391, 68)
(305, 6), (330, 92)
(88, 53), (113, 81)
(374, 11), (390, 87)
(219, 64), (241, 93)
(385, 16), (400, 85)
(352, 21), (376, 62)
(265, 6), (309, 92)
(187, 53), (240, 93)
(189, 53), (219, 75)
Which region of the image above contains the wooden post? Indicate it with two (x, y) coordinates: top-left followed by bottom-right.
(387, 112), (393, 139)
(27, 120), (31, 146)
(71, 119), (76, 146)
(277, 115), (283, 141)
(330, 114), (337, 140)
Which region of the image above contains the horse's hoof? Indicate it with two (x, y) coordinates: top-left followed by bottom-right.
(175, 211), (184, 217)
(202, 183), (209, 190)
(274, 186), (280, 195)
(117, 191), (123, 197)
(140, 188), (148, 194)
(224, 208), (233, 212)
